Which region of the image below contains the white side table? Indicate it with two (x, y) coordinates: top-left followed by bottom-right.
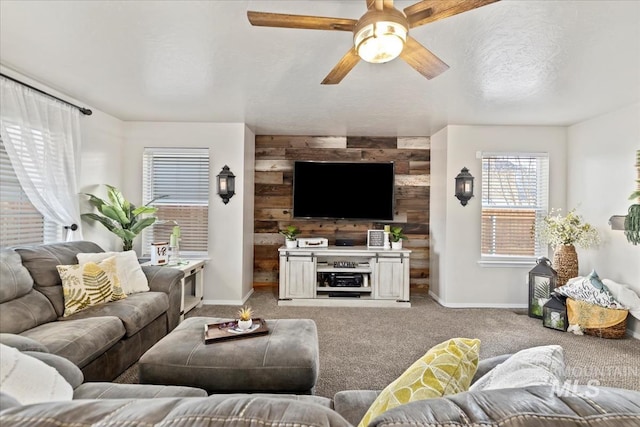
(141, 259), (206, 321)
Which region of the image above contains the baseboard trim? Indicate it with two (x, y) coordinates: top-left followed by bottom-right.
(202, 288), (255, 306)
(627, 328), (640, 340)
(429, 291), (527, 309)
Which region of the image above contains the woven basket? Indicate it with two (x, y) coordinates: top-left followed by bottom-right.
(567, 298), (629, 339)
(583, 318), (628, 339)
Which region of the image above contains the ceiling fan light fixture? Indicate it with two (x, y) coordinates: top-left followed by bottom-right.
(355, 21), (407, 63)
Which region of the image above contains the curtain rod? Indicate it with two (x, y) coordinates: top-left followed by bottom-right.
(0, 72), (92, 116)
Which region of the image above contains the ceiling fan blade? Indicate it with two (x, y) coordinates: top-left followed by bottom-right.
(321, 48), (361, 85)
(399, 36), (449, 80)
(404, 0), (499, 28)
(247, 11), (357, 31)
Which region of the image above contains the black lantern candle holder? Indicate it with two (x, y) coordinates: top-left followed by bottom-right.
(528, 256), (558, 319)
(543, 294), (568, 331)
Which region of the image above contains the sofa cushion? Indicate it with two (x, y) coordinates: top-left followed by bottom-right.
(0, 289), (58, 334)
(20, 316), (125, 368)
(77, 251), (150, 294)
(359, 338), (481, 427)
(0, 344), (73, 405)
(57, 257), (127, 317)
(15, 241), (104, 316)
(0, 248), (34, 303)
(62, 291), (168, 337)
(470, 345), (565, 391)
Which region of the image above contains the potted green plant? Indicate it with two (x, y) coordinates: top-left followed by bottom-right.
(624, 150), (640, 245)
(81, 184), (166, 251)
(279, 225), (300, 248)
(389, 226), (408, 249)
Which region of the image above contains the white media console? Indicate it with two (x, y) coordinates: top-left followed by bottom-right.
(278, 246), (411, 307)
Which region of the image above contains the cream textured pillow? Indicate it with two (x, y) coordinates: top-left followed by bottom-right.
(469, 345), (565, 391)
(358, 338), (480, 427)
(57, 257), (126, 317)
(77, 250), (149, 294)
(0, 344), (73, 404)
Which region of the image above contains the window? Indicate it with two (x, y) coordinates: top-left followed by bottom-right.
(481, 153), (549, 262)
(142, 148), (210, 257)
(0, 137), (59, 247)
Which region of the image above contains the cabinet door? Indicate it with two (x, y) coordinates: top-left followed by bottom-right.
(281, 255), (316, 299)
(374, 257), (408, 300)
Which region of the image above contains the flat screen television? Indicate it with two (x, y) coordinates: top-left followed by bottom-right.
(293, 161), (394, 220)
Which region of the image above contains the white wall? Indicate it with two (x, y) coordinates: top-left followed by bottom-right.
(242, 126), (256, 299)
(78, 110), (125, 250)
(567, 103), (640, 336)
(429, 127), (448, 301)
(430, 125), (567, 307)
(122, 122), (254, 304)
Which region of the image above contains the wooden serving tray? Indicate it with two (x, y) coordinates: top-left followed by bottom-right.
(204, 318), (269, 344)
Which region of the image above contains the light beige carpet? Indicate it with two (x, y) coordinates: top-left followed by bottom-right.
(116, 288), (640, 398)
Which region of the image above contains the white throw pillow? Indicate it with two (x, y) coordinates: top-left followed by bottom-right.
(469, 345), (565, 391)
(77, 251), (149, 294)
(0, 344), (73, 404)
(602, 279), (640, 321)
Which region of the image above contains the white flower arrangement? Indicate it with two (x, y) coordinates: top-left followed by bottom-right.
(539, 208), (600, 248)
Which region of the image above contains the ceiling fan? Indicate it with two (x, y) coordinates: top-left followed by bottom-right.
(247, 0), (499, 85)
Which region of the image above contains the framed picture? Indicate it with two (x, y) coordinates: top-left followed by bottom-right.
(367, 230), (386, 248)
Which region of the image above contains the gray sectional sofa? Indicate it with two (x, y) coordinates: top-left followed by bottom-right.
(0, 241), (184, 381)
(0, 343), (639, 426)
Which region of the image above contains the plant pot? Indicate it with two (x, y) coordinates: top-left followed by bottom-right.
(285, 239), (297, 248)
(391, 240), (403, 249)
(553, 244), (578, 286)
(237, 319), (253, 331)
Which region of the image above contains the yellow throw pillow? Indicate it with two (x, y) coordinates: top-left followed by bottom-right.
(358, 338), (480, 427)
(57, 256), (127, 317)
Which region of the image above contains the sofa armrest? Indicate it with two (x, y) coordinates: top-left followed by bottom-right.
(73, 383), (207, 399)
(24, 351), (84, 389)
(333, 390), (381, 426)
(0, 395), (353, 426)
(142, 266), (184, 331)
(0, 333), (48, 353)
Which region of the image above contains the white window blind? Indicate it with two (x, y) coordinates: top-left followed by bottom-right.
(142, 148), (210, 257)
(481, 153), (549, 260)
(0, 137), (59, 247)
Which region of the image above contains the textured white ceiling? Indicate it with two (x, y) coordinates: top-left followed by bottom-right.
(1, 0), (638, 136)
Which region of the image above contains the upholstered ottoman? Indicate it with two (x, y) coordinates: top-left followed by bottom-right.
(138, 317), (319, 394)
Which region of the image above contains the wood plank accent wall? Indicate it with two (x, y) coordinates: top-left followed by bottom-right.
(254, 135), (430, 292)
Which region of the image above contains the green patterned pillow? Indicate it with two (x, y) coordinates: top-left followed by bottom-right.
(57, 256), (127, 317)
(358, 338), (480, 427)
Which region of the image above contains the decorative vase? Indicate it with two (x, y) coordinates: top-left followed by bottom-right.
(285, 239), (297, 249)
(237, 319), (253, 331)
(553, 244), (579, 286)
(391, 240), (402, 249)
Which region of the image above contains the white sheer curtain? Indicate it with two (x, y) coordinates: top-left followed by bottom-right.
(0, 77), (83, 241)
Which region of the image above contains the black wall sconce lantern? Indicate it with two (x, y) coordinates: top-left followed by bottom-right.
(217, 165), (235, 204)
(454, 167), (474, 206)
